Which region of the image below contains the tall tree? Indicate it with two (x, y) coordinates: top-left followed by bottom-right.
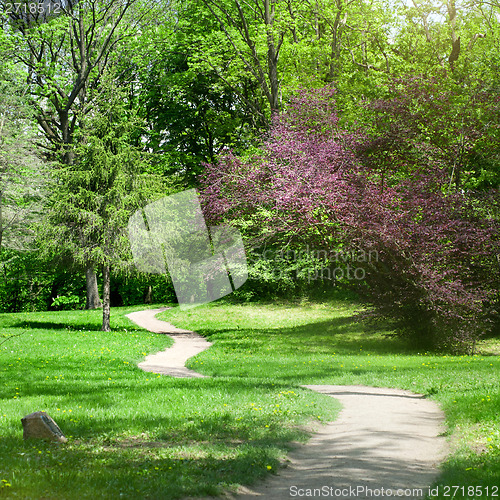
(364, 76), (500, 191)
(133, 37), (261, 185)
(199, 0), (285, 115)
(189, 0), (395, 122)
(201, 86), (500, 352)
(3, 0), (150, 308)
(390, 0), (495, 79)
(39, 82), (164, 331)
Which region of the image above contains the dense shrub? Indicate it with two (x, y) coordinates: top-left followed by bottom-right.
(114, 273), (177, 306)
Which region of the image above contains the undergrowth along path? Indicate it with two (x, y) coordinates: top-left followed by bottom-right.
(126, 308), (449, 500)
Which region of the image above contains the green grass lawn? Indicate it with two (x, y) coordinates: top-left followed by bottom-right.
(0, 299), (498, 499)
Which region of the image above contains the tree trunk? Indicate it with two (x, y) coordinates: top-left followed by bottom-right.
(327, 4), (343, 81)
(102, 264), (111, 332)
(144, 285), (152, 304)
(85, 265), (102, 309)
(264, 0), (280, 112)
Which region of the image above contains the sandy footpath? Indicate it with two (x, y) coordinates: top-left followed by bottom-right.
(234, 385), (448, 499)
(127, 308), (212, 378)
(126, 308), (449, 500)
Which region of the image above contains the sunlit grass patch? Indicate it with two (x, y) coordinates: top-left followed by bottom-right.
(0, 304), (339, 499)
(160, 300), (500, 498)
(1, 300), (498, 498)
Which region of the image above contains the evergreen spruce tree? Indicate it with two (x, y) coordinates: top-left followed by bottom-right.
(40, 84), (164, 331)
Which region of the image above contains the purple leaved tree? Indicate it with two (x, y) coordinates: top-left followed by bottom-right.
(201, 85), (500, 353)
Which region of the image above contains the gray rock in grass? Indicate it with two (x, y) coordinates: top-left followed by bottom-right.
(21, 411), (68, 443)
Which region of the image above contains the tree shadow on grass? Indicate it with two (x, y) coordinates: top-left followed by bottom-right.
(0, 375), (338, 499)
(2, 307), (152, 333)
(6, 372), (497, 500)
(195, 315), (411, 357)
(8, 320), (145, 332)
(0, 432), (292, 500)
(1, 375), (330, 436)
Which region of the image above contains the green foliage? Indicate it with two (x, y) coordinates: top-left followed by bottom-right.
(0, 248), (88, 313)
(228, 246), (360, 302)
(113, 274), (177, 307)
(51, 295), (81, 311)
(0, 305), (339, 498)
(0, 250), (47, 312)
(0, 55), (46, 253)
(4, 0), (151, 162)
(38, 82), (164, 272)
(131, 7), (265, 185)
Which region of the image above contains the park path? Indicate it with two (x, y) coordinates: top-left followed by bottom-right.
(126, 308), (449, 500)
(126, 308), (211, 378)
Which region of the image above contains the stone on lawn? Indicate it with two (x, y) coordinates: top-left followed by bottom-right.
(21, 411), (68, 443)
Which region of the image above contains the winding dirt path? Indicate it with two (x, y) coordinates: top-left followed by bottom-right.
(126, 308), (211, 378)
(126, 308), (449, 500)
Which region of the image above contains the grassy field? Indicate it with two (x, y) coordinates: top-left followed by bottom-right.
(0, 299), (499, 499)
(159, 301), (500, 499)
(0, 304), (339, 499)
